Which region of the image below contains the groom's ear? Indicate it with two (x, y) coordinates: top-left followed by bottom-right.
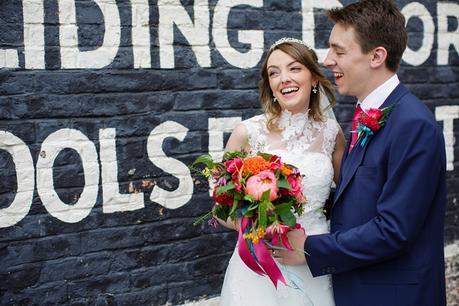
(369, 46), (388, 69)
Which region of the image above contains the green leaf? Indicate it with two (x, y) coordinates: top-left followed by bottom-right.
(192, 211), (213, 226)
(243, 209), (255, 218)
(260, 189), (271, 202)
(214, 207), (229, 222)
(274, 202), (291, 214)
(191, 154), (215, 169)
(247, 202), (259, 211)
(275, 203), (296, 227)
(244, 194), (256, 202)
(216, 181), (235, 195)
(256, 151), (273, 161)
(276, 176), (292, 190)
(223, 150), (247, 161)
(258, 201), (268, 229)
(229, 196), (239, 216)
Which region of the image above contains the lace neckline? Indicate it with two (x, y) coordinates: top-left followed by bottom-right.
(278, 109), (310, 129)
(243, 111), (338, 158)
(278, 109), (313, 142)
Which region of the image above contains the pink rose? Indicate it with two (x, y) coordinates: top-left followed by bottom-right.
(246, 170), (279, 201)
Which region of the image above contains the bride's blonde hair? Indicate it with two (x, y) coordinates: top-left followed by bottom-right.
(259, 42), (336, 131)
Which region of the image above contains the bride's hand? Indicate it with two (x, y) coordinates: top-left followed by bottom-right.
(273, 229), (307, 265)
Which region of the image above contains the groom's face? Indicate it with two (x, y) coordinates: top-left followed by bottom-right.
(324, 23), (372, 101)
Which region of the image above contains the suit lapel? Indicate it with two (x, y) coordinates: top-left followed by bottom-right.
(333, 83), (409, 205)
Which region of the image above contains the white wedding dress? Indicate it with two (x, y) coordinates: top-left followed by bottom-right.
(219, 109), (339, 306)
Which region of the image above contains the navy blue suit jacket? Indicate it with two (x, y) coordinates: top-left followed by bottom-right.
(305, 84), (447, 306)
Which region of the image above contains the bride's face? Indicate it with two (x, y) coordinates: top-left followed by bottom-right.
(266, 49), (316, 114)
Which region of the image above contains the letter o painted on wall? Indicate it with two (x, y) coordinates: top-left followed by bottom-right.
(36, 129), (99, 223)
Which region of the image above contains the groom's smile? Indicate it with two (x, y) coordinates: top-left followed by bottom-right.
(324, 23), (374, 101)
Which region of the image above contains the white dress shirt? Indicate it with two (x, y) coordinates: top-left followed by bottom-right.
(358, 74), (400, 111)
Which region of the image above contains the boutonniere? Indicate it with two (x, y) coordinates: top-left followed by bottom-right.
(355, 105), (394, 147)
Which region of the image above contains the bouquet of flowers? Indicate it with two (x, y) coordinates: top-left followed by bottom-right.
(192, 151), (307, 287)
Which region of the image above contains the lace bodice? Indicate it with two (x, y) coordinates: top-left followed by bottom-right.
(241, 110), (339, 231)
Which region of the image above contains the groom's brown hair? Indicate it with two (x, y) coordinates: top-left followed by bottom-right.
(327, 0), (407, 72)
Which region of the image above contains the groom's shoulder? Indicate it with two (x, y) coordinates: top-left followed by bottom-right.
(393, 85), (435, 123)
(386, 86), (441, 138)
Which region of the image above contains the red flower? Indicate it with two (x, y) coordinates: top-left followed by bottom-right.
(366, 108), (383, 121)
(280, 175), (306, 203)
(225, 158), (243, 174)
(359, 112), (381, 131)
(268, 155), (282, 171)
(231, 172), (243, 192)
(212, 188), (234, 206)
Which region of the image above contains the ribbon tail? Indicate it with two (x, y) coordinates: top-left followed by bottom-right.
(237, 217), (264, 276)
(253, 241), (286, 288)
(360, 129), (373, 147)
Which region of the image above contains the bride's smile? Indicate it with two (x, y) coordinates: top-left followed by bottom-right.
(267, 49), (317, 115)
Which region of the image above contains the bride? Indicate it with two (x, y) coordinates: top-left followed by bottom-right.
(217, 38), (346, 305)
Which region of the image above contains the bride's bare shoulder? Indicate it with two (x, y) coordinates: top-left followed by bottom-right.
(225, 122), (249, 152)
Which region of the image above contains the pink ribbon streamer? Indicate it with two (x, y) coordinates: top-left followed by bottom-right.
(237, 217), (286, 288)
(237, 217), (264, 276)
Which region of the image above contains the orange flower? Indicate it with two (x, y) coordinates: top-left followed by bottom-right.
(280, 165), (293, 176)
(244, 228), (266, 244)
(242, 156), (271, 176)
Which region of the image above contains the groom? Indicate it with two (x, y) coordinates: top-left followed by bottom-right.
(279, 1), (447, 305)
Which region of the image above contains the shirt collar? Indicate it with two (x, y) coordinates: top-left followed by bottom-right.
(358, 74), (400, 111)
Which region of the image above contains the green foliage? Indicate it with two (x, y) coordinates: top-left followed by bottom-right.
(276, 176), (292, 190)
(275, 202), (296, 227)
(216, 181), (235, 196)
(192, 211), (213, 226)
(191, 154), (215, 169)
(256, 151), (273, 160)
(223, 150), (247, 161)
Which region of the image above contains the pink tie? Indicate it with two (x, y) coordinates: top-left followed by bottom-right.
(349, 104), (363, 152)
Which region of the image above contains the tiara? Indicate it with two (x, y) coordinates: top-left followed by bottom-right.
(269, 37), (311, 50)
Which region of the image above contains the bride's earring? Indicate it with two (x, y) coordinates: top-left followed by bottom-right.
(273, 96), (278, 103)
(312, 84), (318, 94)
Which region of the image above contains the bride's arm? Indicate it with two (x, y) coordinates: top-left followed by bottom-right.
(332, 125), (346, 184)
(225, 122), (250, 152)
(214, 123), (250, 231)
